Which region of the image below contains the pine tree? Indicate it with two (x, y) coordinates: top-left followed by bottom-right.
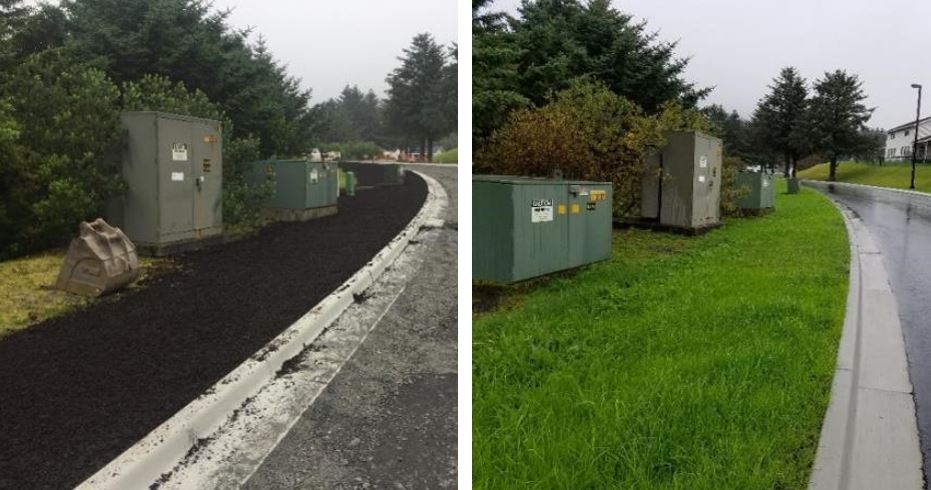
(752, 67), (809, 177)
(808, 70), (873, 181)
(384, 33), (454, 161)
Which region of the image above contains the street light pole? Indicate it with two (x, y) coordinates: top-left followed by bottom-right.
(910, 83), (922, 190)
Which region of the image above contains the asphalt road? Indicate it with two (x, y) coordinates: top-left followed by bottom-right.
(242, 164), (458, 489)
(817, 183), (931, 477)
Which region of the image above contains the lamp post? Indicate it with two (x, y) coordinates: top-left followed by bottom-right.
(910, 83), (922, 190)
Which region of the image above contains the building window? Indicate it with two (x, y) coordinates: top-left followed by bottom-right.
(906, 130), (911, 137)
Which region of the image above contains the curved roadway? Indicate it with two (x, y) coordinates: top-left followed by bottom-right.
(813, 182), (931, 477)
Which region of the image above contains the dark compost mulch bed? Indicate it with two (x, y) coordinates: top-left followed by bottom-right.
(0, 172), (426, 489)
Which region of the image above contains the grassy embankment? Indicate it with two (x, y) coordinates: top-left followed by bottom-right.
(435, 148), (458, 164)
(0, 250), (165, 339)
(799, 161), (931, 193)
(473, 187), (849, 488)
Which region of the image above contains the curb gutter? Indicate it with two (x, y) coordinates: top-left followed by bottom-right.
(807, 183), (923, 490)
(78, 170), (445, 489)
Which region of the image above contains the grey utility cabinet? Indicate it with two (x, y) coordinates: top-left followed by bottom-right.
(108, 111), (223, 255)
(641, 130), (722, 231)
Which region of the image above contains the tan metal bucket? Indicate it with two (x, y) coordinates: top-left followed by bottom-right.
(55, 218), (140, 297)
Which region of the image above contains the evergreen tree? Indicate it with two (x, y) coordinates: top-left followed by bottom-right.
(473, 0), (707, 148)
(62, 0), (313, 156)
(702, 104), (750, 160)
(752, 67), (809, 177)
(384, 33), (455, 161)
(512, 0), (708, 111)
(472, 0), (527, 144)
(808, 70), (873, 181)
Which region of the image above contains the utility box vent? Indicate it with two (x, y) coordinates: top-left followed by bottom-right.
(736, 171), (775, 211)
(641, 130), (722, 231)
(250, 159), (338, 221)
(473, 175), (613, 283)
(108, 111), (223, 256)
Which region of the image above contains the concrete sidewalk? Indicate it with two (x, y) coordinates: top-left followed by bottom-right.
(808, 185), (923, 489)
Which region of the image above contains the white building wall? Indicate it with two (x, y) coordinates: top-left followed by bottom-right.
(886, 118), (931, 160)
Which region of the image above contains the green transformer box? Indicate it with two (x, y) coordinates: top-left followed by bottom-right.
(338, 169), (357, 196)
(473, 175), (613, 283)
(382, 163), (405, 185)
(107, 111), (223, 256)
(251, 159), (339, 221)
(736, 171), (775, 211)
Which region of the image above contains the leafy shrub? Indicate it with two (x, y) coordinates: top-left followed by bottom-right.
(435, 148), (458, 163)
(478, 79), (711, 216)
(720, 155), (751, 217)
(0, 50), (123, 258)
(122, 74), (229, 129)
(223, 135), (272, 232)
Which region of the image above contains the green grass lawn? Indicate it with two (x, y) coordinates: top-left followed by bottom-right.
(435, 148), (458, 164)
(473, 188), (850, 489)
(798, 161), (931, 193)
(0, 250), (166, 339)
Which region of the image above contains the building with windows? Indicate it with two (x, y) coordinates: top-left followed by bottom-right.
(886, 116), (931, 161)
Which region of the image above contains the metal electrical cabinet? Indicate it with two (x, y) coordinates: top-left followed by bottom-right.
(382, 163), (405, 185)
(736, 171), (775, 211)
(641, 130), (722, 231)
(472, 175), (612, 283)
(251, 159), (338, 221)
(108, 111), (223, 256)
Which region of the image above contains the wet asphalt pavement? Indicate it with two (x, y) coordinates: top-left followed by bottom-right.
(814, 182), (931, 477)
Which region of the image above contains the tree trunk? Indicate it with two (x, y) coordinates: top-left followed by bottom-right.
(828, 156), (838, 181)
(791, 155), (797, 178)
(419, 139), (426, 163)
(783, 154), (790, 178)
(427, 136), (433, 162)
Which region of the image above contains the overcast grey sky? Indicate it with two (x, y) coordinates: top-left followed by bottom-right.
(494, 0), (930, 129)
(210, 0), (457, 104)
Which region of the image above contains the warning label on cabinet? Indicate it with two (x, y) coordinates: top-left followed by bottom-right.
(172, 143), (189, 161)
(531, 199), (554, 223)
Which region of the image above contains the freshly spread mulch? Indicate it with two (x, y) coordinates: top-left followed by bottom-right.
(0, 170), (426, 489)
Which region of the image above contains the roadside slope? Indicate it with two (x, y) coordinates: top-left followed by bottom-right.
(473, 188), (849, 488)
(799, 162), (931, 193)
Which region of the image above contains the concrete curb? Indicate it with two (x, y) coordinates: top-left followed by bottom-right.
(806, 182), (923, 490)
(78, 170), (446, 489)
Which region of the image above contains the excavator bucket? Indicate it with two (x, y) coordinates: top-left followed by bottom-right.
(55, 218), (140, 297)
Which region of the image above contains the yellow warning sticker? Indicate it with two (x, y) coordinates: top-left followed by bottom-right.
(558, 204), (567, 215)
(571, 203), (580, 214)
(590, 189), (607, 202)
